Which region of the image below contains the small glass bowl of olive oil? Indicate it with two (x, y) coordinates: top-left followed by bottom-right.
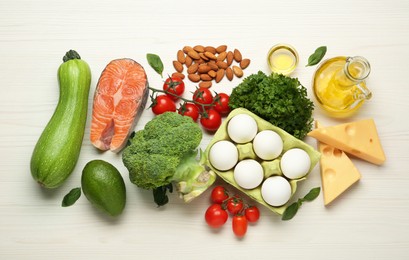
(267, 44), (299, 75)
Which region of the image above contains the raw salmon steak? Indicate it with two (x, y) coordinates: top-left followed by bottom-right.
(90, 58), (149, 153)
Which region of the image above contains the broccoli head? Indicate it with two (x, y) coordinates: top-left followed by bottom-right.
(122, 112), (216, 206)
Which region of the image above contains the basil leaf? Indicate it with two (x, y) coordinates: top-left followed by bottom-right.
(153, 184), (173, 207)
(62, 187), (81, 207)
(306, 46), (327, 66)
(282, 202), (299, 221)
(303, 187), (321, 202)
(146, 53), (164, 77)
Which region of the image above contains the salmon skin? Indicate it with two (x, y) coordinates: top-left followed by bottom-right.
(90, 58), (149, 153)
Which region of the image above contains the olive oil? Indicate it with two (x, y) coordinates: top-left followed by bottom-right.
(312, 56), (371, 118)
(267, 44), (299, 75)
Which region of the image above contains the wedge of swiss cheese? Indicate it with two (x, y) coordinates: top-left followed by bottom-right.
(316, 121), (361, 206)
(308, 119), (386, 165)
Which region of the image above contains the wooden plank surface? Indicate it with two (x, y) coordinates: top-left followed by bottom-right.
(1, 0), (409, 259)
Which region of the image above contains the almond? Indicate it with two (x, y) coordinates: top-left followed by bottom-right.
(232, 65), (243, 78)
(204, 51), (217, 60)
(172, 72), (185, 80)
(173, 60), (183, 73)
(216, 45), (227, 53)
(226, 51), (234, 66)
(187, 63), (198, 74)
(195, 58), (205, 64)
(240, 58), (251, 69)
(208, 70), (217, 78)
(217, 51), (227, 61)
(183, 46), (194, 54)
(226, 67), (234, 81)
(200, 74), (212, 81)
(233, 49), (242, 62)
(188, 73), (200, 82)
(204, 46), (217, 54)
(198, 64), (211, 74)
(177, 50), (186, 64)
(193, 45), (205, 53)
(185, 56), (193, 67)
(208, 61), (219, 71)
(199, 52), (209, 61)
(215, 68), (225, 83)
(187, 50), (200, 60)
(216, 61), (228, 69)
(199, 81), (212, 89)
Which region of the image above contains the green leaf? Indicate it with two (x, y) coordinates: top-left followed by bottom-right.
(303, 187), (321, 202)
(306, 46), (327, 66)
(153, 184), (173, 207)
(62, 187), (81, 207)
(282, 202), (299, 221)
(146, 53), (164, 77)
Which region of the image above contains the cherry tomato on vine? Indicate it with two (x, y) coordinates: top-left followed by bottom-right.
(200, 109), (222, 132)
(210, 186), (229, 204)
(232, 215), (248, 238)
(205, 204), (228, 228)
(151, 95), (176, 115)
(245, 206), (260, 223)
(163, 76), (185, 100)
(214, 93), (231, 115)
(226, 197), (244, 215)
(178, 102), (200, 122)
(193, 88), (214, 111)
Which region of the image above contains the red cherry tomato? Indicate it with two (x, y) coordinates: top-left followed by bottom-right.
(205, 204), (228, 228)
(245, 206), (260, 223)
(200, 109), (222, 132)
(210, 186), (229, 204)
(214, 93), (231, 115)
(178, 102), (200, 122)
(151, 95), (176, 115)
(163, 76), (185, 100)
(232, 215), (248, 238)
(226, 197), (244, 215)
(193, 88), (214, 111)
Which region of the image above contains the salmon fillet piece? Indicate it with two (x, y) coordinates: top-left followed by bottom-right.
(90, 59), (149, 153)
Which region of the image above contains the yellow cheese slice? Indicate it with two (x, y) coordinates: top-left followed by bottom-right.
(316, 121), (361, 206)
(308, 119), (386, 165)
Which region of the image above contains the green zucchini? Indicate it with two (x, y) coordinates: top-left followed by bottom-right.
(30, 50), (91, 188)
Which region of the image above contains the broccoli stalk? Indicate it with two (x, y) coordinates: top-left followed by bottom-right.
(172, 150), (216, 203)
(122, 112), (216, 207)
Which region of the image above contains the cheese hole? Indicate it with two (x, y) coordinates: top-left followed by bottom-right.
(369, 138), (373, 143)
(324, 168), (336, 181)
(323, 147), (333, 156)
(332, 148), (342, 158)
(345, 125), (356, 136)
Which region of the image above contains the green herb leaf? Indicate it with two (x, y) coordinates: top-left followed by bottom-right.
(62, 187), (81, 207)
(229, 71), (314, 139)
(282, 202), (299, 221)
(303, 187), (321, 201)
(153, 183), (173, 207)
(306, 46), (327, 67)
(146, 53), (164, 77)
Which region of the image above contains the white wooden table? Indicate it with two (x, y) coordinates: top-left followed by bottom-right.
(1, 0), (408, 259)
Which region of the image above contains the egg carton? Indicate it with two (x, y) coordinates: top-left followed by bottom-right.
(204, 108), (321, 215)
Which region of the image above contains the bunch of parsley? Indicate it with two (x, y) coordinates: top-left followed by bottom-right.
(229, 71), (314, 139)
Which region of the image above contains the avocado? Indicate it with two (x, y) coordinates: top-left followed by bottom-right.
(81, 160), (126, 217)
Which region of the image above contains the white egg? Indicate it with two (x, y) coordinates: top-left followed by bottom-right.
(233, 159), (264, 189)
(261, 176), (292, 207)
(227, 114), (258, 143)
(253, 130), (283, 160)
(209, 140), (239, 171)
(280, 148), (311, 179)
